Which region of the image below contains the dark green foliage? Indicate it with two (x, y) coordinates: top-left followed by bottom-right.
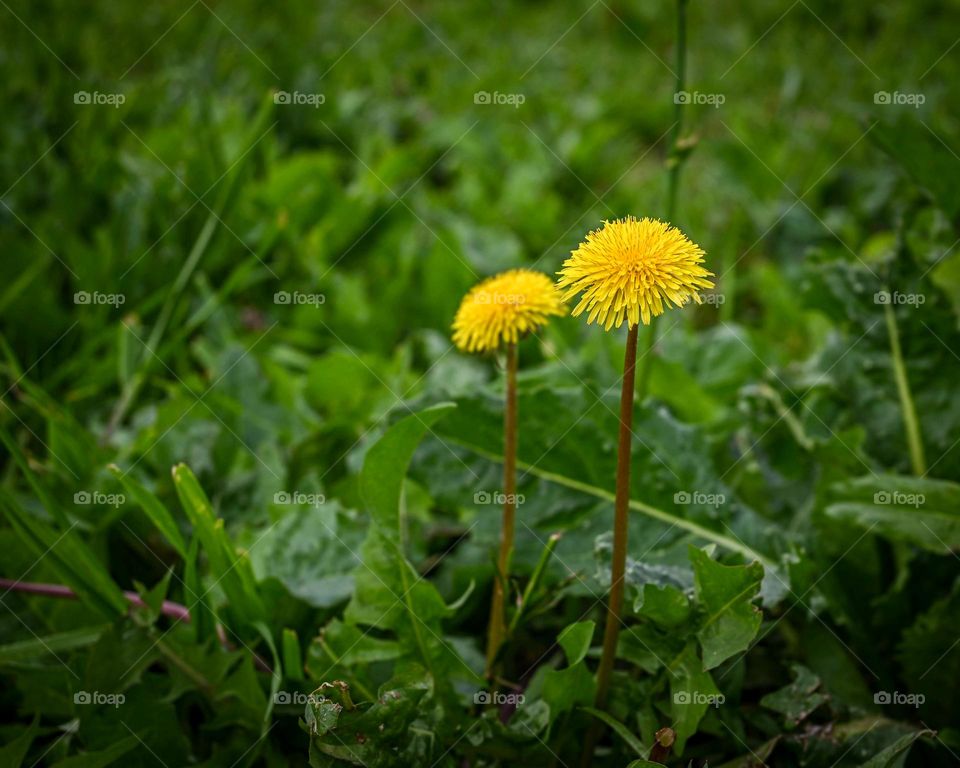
(1, 0), (958, 765)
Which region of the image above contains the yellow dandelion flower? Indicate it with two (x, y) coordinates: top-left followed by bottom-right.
(452, 269), (565, 353)
(557, 216), (714, 329)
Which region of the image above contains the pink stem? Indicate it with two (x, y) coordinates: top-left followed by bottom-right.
(0, 578), (271, 673)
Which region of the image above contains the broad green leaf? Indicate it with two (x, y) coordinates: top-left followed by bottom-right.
(438, 393), (775, 569)
(305, 675), (432, 767)
(309, 619), (403, 669)
(557, 620), (594, 666)
(542, 662), (595, 721)
(108, 465), (186, 557)
(343, 527), (479, 687)
(760, 664), (829, 727)
(540, 621), (597, 722)
(83, 623), (160, 693)
(873, 117), (960, 220)
(360, 402), (455, 537)
(248, 502), (360, 609)
(634, 583), (691, 628)
(669, 642), (722, 754)
(826, 474), (960, 553)
(342, 404), (479, 690)
(689, 546), (763, 670)
(648, 355), (721, 423)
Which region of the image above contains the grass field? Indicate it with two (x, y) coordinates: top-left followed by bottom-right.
(2, 1), (960, 765)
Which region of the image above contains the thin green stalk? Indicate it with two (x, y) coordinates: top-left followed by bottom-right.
(636, 0), (689, 402)
(485, 342), (518, 678)
(664, 0), (689, 223)
(507, 531), (561, 637)
(883, 301), (926, 475)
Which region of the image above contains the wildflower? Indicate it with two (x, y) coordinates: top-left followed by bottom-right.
(560, 216), (711, 725)
(557, 216), (713, 329)
(451, 268), (563, 679)
(452, 269), (565, 353)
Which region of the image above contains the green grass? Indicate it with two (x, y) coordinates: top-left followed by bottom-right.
(1, 0), (960, 765)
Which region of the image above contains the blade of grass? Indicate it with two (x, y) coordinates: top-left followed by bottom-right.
(172, 463), (265, 624)
(0, 493), (128, 618)
(105, 94), (276, 439)
(109, 464), (186, 557)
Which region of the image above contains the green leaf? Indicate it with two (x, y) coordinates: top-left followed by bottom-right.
(648, 355), (721, 423)
(760, 664), (829, 727)
(542, 662), (595, 721)
(872, 116), (960, 220)
(128, 570), (168, 626)
(557, 620), (594, 666)
(108, 465), (186, 557)
(858, 728), (934, 767)
(669, 642), (722, 754)
(309, 620), (403, 669)
(343, 527), (479, 687)
(689, 546), (764, 669)
(255, 621), (282, 731)
(0, 714), (40, 767)
(0, 626), (108, 666)
(0, 493), (128, 619)
(0, 426), (67, 527)
(305, 675), (432, 767)
(539, 620), (597, 722)
(184, 533), (215, 643)
(340, 404), (479, 691)
(49, 736), (139, 768)
(715, 736), (781, 768)
(580, 707), (646, 757)
(438, 394), (776, 569)
(634, 583), (691, 628)
(248, 502), (361, 609)
(826, 474), (960, 553)
(283, 628), (304, 682)
(360, 402), (455, 537)
(172, 463), (265, 623)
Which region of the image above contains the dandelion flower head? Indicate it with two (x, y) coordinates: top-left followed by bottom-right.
(452, 269), (565, 353)
(556, 216), (713, 329)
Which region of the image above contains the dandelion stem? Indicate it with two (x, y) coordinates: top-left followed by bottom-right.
(581, 323), (639, 765)
(596, 323), (637, 705)
(883, 301), (926, 475)
(486, 342), (518, 678)
(637, 0), (689, 402)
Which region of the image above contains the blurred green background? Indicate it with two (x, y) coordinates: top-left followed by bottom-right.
(2, 0), (960, 765)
